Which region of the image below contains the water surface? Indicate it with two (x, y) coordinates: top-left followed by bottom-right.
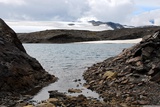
(24, 43), (133, 101)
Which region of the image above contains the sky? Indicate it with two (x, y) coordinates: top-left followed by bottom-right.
(1, 0), (160, 26)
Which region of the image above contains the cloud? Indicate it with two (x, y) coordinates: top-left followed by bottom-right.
(134, 0), (160, 8)
(129, 9), (160, 26)
(1, 0), (135, 22)
(79, 0), (135, 23)
(1, 0), (89, 21)
(0, 0), (26, 5)
(0, 0), (160, 26)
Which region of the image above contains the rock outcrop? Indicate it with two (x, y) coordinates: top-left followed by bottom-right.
(17, 26), (160, 43)
(0, 18), (57, 106)
(83, 30), (160, 106)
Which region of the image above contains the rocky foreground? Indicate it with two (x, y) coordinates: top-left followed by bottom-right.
(0, 19), (57, 106)
(17, 26), (160, 43)
(21, 30), (160, 107)
(21, 91), (108, 107)
(83, 30), (160, 106)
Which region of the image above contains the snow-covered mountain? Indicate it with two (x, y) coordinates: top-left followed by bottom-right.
(88, 20), (125, 29)
(6, 20), (132, 33)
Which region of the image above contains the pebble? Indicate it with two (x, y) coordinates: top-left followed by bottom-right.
(68, 88), (82, 93)
(47, 98), (58, 103)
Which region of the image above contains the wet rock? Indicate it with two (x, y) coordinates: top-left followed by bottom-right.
(22, 91), (108, 107)
(36, 103), (55, 107)
(47, 98), (58, 103)
(0, 18), (57, 106)
(73, 79), (81, 82)
(16, 103), (27, 107)
(83, 83), (90, 88)
(68, 88), (82, 93)
(23, 105), (34, 107)
(48, 90), (66, 98)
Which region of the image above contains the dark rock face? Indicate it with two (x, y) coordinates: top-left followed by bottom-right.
(83, 30), (160, 106)
(0, 18), (57, 106)
(0, 19), (26, 52)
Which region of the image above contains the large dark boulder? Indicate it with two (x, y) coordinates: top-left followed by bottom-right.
(84, 30), (160, 106)
(0, 18), (57, 94)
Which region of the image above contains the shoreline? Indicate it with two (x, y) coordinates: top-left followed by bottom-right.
(83, 31), (160, 106)
(75, 38), (142, 44)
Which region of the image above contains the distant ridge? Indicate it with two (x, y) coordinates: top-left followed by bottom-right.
(17, 26), (160, 43)
(88, 20), (125, 30)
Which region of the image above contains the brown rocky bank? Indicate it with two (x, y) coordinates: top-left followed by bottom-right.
(17, 26), (160, 43)
(26, 91), (108, 107)
(0, 19), (57, 106)
(83, 30), (160, 106)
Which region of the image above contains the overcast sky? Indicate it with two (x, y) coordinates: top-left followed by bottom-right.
(1, 0), (160, 26)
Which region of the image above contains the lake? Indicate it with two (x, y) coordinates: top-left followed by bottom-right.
(23, 43), (134, 102)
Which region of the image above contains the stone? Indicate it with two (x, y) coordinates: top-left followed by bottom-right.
(23, 105), (34, 107)
(37, 103), (55, 107)
(121, 79), (128, 84)
(68, 88), (82, 93)
(125, 97), (132, 102)
(48, 90), (66, 98)
(126, 56), (141, 64)
(120, 103), (128, 107)
(16, 102), (28, 107)
(102, 71), (118, 79)
(137, 100), (149, 105)
(150, 72), (160, 82)
(83, 84), (90, 88)
(47, 98), (58, 103)
(148, 69), (154, 75)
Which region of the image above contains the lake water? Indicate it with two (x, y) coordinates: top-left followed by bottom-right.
(23, 43), (134, 102)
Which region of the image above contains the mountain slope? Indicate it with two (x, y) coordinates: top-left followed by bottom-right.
(17, 26), (160, 43)
(88, 20), (125, 29)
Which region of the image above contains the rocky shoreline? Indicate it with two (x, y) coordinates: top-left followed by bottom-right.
(17, 26), (160, 43)
(18, 30), (160, 107)
(83, 30), (160, 106)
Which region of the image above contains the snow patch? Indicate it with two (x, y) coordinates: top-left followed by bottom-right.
(76, 38), (142, 44)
